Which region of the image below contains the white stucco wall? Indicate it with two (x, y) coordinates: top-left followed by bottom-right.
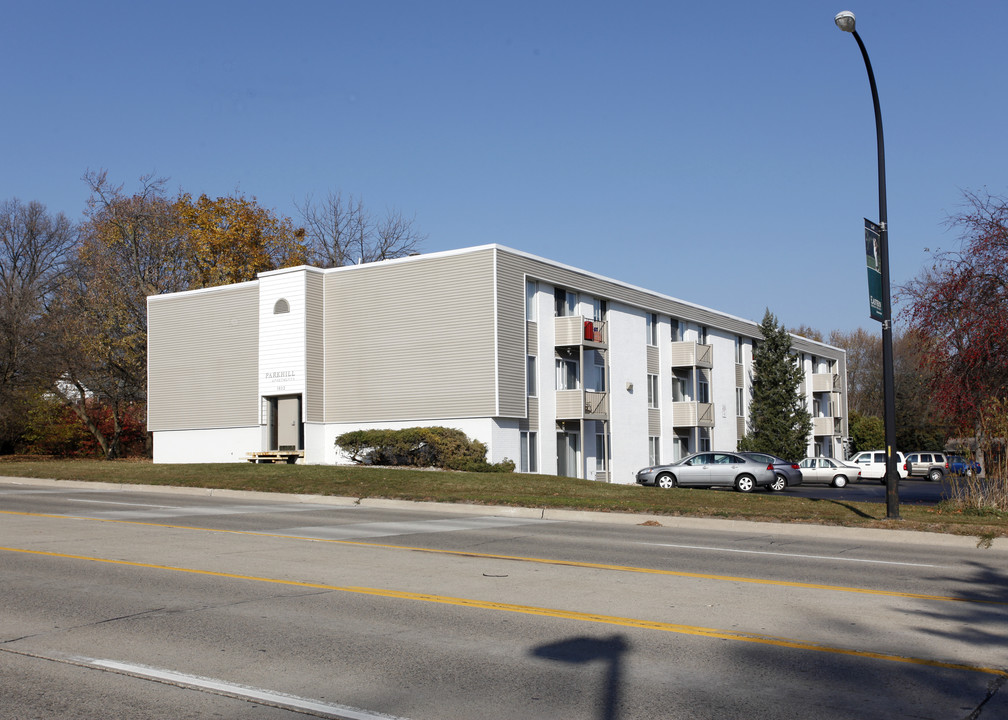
(607, 302), (649, 484)
(153, 427), (261, 463)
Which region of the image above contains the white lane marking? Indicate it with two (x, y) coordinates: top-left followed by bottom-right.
(57, 501), (320, 520)
(279, 515), (553, 540)
(67, 499), (179, 509)
(83, 657), (410, 719)
(640, 542), (944, 568)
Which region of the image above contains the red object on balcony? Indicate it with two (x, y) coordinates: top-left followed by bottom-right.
(584, 320), (594, 341)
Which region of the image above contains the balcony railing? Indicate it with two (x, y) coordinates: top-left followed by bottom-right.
(555, 389), (609, 419)
(671, 401), (715, 427)
(554, 315), (608, 347)
(813, 416), (842, 436)
(669, 341), (713, 368)
(812, 373), (841, 392)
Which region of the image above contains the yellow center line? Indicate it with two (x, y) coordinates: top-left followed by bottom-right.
(2, 509), (1005, 607)
(2, 544), (1006, 679)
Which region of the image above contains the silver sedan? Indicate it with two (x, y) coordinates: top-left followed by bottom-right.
(636, 452), (776, 493)
(797, 457), (861, 488)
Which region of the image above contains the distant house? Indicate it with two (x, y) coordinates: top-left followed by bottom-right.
(146, 245), (848, 482)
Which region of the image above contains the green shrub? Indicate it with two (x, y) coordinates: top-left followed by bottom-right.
(335, 427), (514, 473)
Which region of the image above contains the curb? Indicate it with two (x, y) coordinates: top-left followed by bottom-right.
(3, 475), (1006, 551)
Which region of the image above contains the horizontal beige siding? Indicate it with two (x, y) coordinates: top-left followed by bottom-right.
(648, 409), (661, 436)
(324, 250), (499, 422)
(494, 250), (527, 417)
(147, 284), (259, 430)
(646, 345), (659, 374)
(305, 272), (325, 422)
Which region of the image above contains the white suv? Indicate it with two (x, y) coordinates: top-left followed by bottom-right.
(850, 450), (908, 483)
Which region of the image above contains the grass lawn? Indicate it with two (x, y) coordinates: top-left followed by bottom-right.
(1, 458), (1005, 543)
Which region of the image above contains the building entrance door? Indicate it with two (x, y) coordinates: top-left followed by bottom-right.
(266, 395), (302, 451)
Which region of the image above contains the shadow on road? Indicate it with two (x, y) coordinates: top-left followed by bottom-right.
(532, 634), (629, 720)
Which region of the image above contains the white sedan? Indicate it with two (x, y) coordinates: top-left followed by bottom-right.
(797, 457), (861, 488)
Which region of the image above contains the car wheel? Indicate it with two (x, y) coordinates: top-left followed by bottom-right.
(768, 475), (787, 492)
(928, 468), (944, 482)
(656, 473), (676, 489)
(965, 467), (975, 478)
(735, 475), (755, 493)
(832, 475), (848, 488)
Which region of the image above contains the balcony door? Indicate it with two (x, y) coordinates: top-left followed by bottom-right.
(556, 430), (580, 478)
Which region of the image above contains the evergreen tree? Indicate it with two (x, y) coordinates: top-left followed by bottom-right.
(738, 309), (812, 460)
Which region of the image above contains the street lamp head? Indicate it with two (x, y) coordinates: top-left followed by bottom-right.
(834, 11), (856, 33)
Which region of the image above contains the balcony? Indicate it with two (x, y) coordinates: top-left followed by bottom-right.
(812, 373), (841, 392)
(670, 341), (713, 368)
(555, 315), (608, 348)
(813, 416), (842, 436)
(672, 401), (715, 427)
(556, 390), (609, 420)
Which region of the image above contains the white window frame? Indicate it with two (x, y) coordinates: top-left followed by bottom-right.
(520, 431), (538, 473)
(526, 280), (537, 322)
(646, 313), (658, 346)
(648, 436), (660, 466)
(527, 356), (537, 397)
(647, 373), (659, 409)
(555, 358), (579, 391)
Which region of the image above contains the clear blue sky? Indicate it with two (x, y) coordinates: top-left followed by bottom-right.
(3, 1), (1005, 335)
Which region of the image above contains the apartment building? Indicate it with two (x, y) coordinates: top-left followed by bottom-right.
(146, 245), (848, 482)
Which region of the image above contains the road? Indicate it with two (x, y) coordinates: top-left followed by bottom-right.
(2, 477), (1007, 719)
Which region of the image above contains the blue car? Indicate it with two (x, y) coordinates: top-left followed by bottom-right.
(946, 455), (982, 477)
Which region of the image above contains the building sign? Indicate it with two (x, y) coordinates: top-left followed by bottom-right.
(263, 369), (297, 393)
(864, 219), (883, 322)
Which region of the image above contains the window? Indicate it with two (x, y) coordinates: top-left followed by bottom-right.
(595, 433), (607, 471)
(647, 373), (659, 408)
(520, 431), (538, 473)
(527, 356), (537, 397)
(697, 374), (710, 404)
(646, 313), (658, 346)
(672, 371), (689, 402)
(671, 318), (682, 342)
(526, 280), (537, 321)
(736, 387), (745, 417)
(555, 358), (579, 390)
(591, 351), (606, 391)
(698, 325), (708, 344)
(555, 288), (578, 317)
(673, 434), (688, 461)
(273, 299), (290, 314)
(592, 297), (607, 322)
(698, 429), (711, 452)
(735, 336), (744, 364)
(648, 436), (660, 466)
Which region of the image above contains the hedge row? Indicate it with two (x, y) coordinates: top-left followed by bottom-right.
(335, 427), (515, 473)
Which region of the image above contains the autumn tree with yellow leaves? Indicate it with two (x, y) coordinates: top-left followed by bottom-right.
(49, 172), (308, 458)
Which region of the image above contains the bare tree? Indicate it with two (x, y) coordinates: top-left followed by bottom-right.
(0, 199), (77, 449)
(296, 191), (425, 267)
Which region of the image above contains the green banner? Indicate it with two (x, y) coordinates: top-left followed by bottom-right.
(864, 219), (883, 322)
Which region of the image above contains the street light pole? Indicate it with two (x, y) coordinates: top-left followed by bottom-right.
(835, 10), (900, 519)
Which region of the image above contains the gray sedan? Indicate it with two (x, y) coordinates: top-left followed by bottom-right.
(797, 457), (861, 488)
(740, 452), (803, 491)
(636, 452), (776, 493)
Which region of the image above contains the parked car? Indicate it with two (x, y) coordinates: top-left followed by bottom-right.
(636, 452), (775, 493)
(904, 452), (948, 481)
(850, 450), (908, 483)
(946, 454), (982, 477)
(797, 457), (861, 488)
(739, 452), (803, 491)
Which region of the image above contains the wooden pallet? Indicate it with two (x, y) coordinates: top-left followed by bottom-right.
(246, 451), (304, 464)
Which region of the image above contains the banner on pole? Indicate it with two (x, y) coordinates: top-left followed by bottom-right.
(864, 219), (883, 322)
